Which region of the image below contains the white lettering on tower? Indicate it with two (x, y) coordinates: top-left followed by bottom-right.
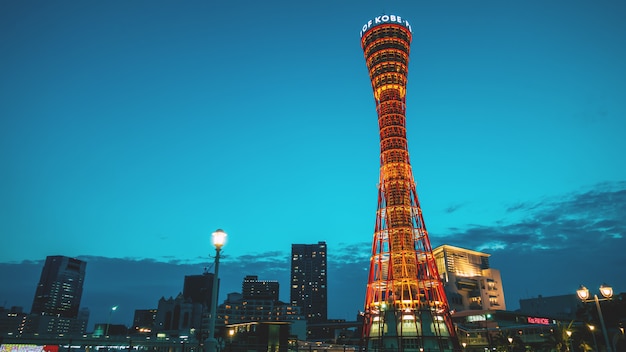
(360, 14), (413, 37)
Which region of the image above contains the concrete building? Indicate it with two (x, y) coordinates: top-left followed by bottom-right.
(433, 245), (506, 312)
(518, 294), (580, 321)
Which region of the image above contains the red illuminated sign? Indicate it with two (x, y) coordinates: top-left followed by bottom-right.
(527, 317), (550, 325)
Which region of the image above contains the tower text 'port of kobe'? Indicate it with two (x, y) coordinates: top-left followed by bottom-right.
(359, 14), (461, 352)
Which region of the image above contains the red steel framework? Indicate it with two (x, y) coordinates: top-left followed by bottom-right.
(360, 16), (460, 352)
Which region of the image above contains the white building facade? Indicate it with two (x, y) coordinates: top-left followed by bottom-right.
(433, 245), (506, 312)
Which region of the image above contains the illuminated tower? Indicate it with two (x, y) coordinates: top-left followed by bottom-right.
(359, 15), (460, 351)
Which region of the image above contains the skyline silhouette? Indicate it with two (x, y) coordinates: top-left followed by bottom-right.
(1, 0), (625, 332)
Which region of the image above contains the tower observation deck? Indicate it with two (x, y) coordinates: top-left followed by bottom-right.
(359, 15), (460, 352)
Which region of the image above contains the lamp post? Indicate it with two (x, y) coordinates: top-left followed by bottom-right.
(105, 305), (118, 337)
(577, 284), (613, 352)
(206, 229), (227, 352)
(566, 330), (572, 352)
(588, 325), (599, 352)
(507, 337), (513, 352)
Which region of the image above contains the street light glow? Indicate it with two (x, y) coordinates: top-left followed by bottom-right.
(599, 284), (613, 298)
(576, 285), (590, 300)
(212, 229), (227, 249)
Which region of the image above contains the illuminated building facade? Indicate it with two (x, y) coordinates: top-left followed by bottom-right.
(360, 15), (459, 351)
(433, 245), (506, 312)
(290, 242), (327, 323)
(31, 256), (86, 318)
(243, 275), (279, 301)
(219, 276), (304, 325)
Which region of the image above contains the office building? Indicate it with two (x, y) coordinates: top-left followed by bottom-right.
(31, 256), (86, 318)
(290, 242), (327, 323)
(23, 255), (88, 336)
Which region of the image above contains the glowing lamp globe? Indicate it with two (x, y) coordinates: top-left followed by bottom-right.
(577, 286), (590, 300)
(212, 229), (227, 249)
(599, 284), (613, 299)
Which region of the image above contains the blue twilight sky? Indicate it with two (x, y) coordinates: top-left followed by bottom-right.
(1, 0), (625, 329)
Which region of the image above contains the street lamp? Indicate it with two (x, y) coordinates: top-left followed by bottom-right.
(588, 325), (599, 352)
(566, 330), (572, 352)
(105, 305), (118, 337)
(577, 284), (613, 352)
(507, 337), (513, 352)
(206, 229), (227, 352)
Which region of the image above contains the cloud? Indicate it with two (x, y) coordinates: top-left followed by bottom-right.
(444, 203), (466, 214)
(442, 181), (626, 253)
(436, 181), (626, 308)
(1, 181), (624, 333)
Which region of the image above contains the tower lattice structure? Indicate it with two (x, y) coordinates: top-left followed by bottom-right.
(360, 15), (460, 352)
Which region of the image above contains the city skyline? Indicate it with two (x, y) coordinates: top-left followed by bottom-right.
(1, 0), (625, 332)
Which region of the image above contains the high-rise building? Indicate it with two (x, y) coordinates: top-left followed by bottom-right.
(31, 256), (86, 318)
(25, 255), (87, 336)
(433, 245), (507, 312)
(290, 242), (327, 323)
(359, 15), (460, 351)
(183, 272), (215, 309)
(242, 275), (279, 301)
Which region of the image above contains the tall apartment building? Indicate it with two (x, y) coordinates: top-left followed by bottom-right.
(25, 255), (88, 336)
(290, 242), (327, 323)
(433, 245), (506, 312)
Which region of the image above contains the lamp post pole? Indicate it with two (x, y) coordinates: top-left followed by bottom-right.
(566, 330), (573, 352)
(577, 285), (613, 352)
(588, 325), (598, 352)
(207, 229), (227, 352)
(593, 294), (610, 352)
(105, 305), (118, 337)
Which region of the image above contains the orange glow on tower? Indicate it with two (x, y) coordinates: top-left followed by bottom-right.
(360, 15), (460, 351)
